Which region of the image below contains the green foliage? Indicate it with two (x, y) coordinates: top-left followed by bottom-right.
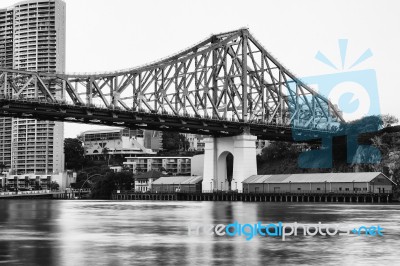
(50, 181), (59, 191)
(161, 132), (190, 151)
(72, 165), (112, 189)
(343, 115), (383, 133)
(64, 138), (86, 171)
(258, 141), (299, 163)
(381, 114), (399, 128)
(90, 171), (134, 199)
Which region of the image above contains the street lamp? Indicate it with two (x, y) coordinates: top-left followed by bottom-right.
(211, 178), (214, 192)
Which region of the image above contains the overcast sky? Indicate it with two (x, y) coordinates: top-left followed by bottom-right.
(3, 0), (400, 137)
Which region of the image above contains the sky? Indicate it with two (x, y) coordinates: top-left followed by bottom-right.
(2, 0), (400, 137)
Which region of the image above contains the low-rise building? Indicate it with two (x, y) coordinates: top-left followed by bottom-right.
(134, 170), (168, 192)
(242, 172), (395, 194)
(183, 133), (205, 151)
(0, 170), (76, 192)
(123, 156), (191, 175)
(152, 176), (203, 193)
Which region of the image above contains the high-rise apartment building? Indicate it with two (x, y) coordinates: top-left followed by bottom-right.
(0, 0), (65, 175)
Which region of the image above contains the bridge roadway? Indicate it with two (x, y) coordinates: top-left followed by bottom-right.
(0, 98), (331, 141)
(1, 98), (397, 142)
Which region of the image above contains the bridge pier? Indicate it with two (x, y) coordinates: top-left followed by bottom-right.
(202, 134), (257, 192)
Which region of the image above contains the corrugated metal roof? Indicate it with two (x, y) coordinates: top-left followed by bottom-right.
(152, 176), (203, 185)
(243, 172), (391, 184)
(135, 170), (168, 179)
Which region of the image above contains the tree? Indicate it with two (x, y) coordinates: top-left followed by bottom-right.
(381, 114), (399, 128)
(258, 141), (299, 163)
(162, 132), (190, 151)
(0, 162), (8, 176)
(90, 171), (134, 199)
(72, 164), (111, 189)
(64, 138), (85, 170)
(50, 181), (59, 191)
(102, 147), (110, 164)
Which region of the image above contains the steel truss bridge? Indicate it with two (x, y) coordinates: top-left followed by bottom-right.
(0, 28), (344, 141)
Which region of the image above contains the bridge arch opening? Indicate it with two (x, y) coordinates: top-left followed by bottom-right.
(217, 151), (234, 191)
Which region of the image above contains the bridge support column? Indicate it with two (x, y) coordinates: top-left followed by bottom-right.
(202, 134), (257, 192)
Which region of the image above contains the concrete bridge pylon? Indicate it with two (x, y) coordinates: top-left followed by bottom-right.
(202, 133), (257, 192)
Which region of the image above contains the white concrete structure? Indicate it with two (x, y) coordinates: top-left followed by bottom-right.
(80, 128), (156, 158)
(202, 134), (257, 192)
(191, 154), (204, 176)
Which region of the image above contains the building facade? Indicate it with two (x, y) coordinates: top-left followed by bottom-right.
(79, 128), (162, 158)
(133, 170), (167, 192)
(242, 172), (395, 194)
(123, 156), (191, 175)
(152, 176), (203, 193)
(0, 169), (75, 191)
(0, 0), (66, 175)
(183, 133), (205, 151)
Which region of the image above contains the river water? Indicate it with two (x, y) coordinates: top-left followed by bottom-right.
(0, 200), (399, 265)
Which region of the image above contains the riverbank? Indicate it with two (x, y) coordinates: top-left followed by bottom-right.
(112, 191), (396, 203)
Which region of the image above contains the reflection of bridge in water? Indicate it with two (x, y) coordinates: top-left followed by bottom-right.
(0, 28), (345, 191)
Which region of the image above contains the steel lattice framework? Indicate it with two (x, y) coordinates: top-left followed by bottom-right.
(0, 28), (344, 140)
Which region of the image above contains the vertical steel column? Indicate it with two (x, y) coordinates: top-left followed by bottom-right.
(61, 80), (66, 101)
(113, 76), (119, 107)
(3, 72), (7, 95)
(86, 78), (93, 105)
(261, 52), (265, 122)
(212, 45), (218, 118)
(278, 68), (283, 124)
(241, 31), (248, 122)
(154, 69), (158, 111)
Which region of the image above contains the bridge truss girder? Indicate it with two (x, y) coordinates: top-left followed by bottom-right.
(0, 28), (344, 138)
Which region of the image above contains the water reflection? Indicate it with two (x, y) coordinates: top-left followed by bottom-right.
(0, 200), (399, 265)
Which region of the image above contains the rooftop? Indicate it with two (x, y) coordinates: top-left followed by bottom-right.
(80, 127), (124, 135)
(152, 176), (203, 185)
(243, 172), (396, 184)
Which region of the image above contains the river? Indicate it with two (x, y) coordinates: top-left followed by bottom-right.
(0, 200), (399, 265)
